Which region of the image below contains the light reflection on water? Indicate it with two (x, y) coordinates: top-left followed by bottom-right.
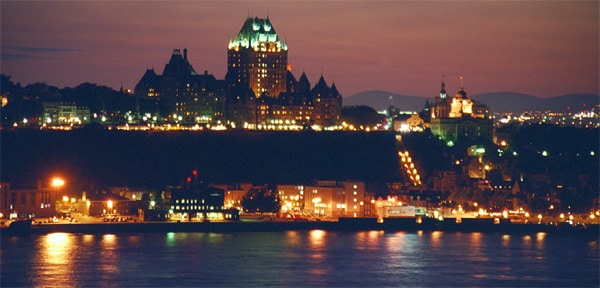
(1, 231), (598, 287)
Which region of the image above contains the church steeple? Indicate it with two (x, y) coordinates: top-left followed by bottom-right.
(440, 81), (447, 99)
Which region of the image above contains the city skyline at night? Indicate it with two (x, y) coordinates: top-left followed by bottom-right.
(1, 1), (598, 99)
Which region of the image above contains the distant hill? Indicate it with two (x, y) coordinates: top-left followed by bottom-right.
(344, 90), (599, 114)
(470, 92), (599, 113)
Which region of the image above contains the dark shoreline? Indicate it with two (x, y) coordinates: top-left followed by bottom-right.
(13, 218), (599, 236)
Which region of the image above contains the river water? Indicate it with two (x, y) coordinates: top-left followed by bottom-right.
(1, 230), (598, 287)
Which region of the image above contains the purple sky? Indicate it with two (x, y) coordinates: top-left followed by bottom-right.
(2, 1), (598, 98)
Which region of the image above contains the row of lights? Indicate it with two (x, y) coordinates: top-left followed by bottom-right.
(399, 151), (422, 185)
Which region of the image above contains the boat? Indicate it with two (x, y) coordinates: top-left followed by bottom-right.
(0, 218), (33, 236)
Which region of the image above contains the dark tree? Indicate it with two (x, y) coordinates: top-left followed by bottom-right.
(341, 105), (385, 128)
(241, 187), (281, 213)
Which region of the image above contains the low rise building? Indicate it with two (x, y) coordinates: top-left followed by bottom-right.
(0, 181), (62, 219)
(43, 102), (91, 126)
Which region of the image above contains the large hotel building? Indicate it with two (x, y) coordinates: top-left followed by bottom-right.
(134, 16), (342, 129)
(226, 17), (288, 99)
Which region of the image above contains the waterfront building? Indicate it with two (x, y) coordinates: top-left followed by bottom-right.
(217, 183), (253, 211)
(303, 181), (366, 219)
(0, 182), (60, 219)
(277, 185), (305, 217)
(429, 80), (493, 143)
(86, 196), (134, 218)
(218, 180), (367, 219)
(165, 185), (227, 221)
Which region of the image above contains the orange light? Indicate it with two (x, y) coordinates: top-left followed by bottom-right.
(51, 178), (65, 187)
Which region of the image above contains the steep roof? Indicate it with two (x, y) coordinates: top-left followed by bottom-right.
(162, 49), (197, 78)
(228, 17), (287, 51)
(297, 72), (311, 94)
(286, 70), (298, 93)
(134, 68), (161, 94)
(312, 75), (330, 97)
(331, 82), (342, 98)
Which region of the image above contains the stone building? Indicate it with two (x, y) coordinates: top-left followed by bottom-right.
(133, 16), (342, 129)
(429, 80), (492, 143)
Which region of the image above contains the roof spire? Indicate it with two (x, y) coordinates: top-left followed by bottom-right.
(459, 75), (464, 90)
(440, 74), (447, 99)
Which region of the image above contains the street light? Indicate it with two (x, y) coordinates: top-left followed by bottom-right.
(51, 177), (65, 210)
(51, 178), (65, 188)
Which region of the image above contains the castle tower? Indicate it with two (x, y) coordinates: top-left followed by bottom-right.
(226, 16), (288, 98)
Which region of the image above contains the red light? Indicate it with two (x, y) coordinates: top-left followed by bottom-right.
(187, 177), (192, 183)
(192, 170), (198, 176)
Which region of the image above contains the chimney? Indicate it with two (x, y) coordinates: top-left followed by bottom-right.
(184, 48), (188, 61)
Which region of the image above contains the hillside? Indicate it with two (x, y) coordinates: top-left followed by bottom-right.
(1, 130), (403, 189)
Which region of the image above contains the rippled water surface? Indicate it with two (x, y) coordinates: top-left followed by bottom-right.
(2, 231), (598, 287)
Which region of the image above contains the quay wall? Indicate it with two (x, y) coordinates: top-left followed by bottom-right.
(26, 218), (599, 236)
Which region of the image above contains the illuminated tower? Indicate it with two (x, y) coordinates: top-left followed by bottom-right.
(227, 16), (288, 98)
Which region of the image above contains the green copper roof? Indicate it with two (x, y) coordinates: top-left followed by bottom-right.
(228, 17), (288, 51)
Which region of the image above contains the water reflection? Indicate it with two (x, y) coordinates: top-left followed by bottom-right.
(501, 234), (511, 247)
(305, 229), (331, 282)
(430, 231), (442, 250)
(35, 233), (76, 286)
(44, 233), (72, 265)
(99, 234), (119, 281)
(308, 229), (326, 247)
(1, 231), (596, 287)
(354, 230), (383, 251)
(82, 234), (94, 244)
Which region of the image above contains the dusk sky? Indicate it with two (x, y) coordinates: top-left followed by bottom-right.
(1, 1), (598, 98)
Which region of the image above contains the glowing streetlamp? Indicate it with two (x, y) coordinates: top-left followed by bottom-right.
(51, 177), (65, 209)
(51, 178), (65, 188)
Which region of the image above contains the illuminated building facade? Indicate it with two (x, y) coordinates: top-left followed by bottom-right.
(277, 185), (305, 217)
(227, 16), (288, 98)
(134, 49), (227, 124)
(43, 102), (90, 126)
(429, 80), (492, 143)
(218, 183), (253, 211)
(133, 16), (342, 128)
(0, 182), (61, 219)
(246, 72), (342, 129)
(393, 113), (425, 133)
(219, 181), (367, 219)
(226, 16), (342, 129)
(303, 181), (366, 219)
(165, 186), (227, 221)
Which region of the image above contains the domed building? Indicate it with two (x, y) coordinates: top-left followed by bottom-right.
(429, 79), (492, 143)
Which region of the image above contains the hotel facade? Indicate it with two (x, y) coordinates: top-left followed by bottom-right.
(134, 16), (342, 129)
